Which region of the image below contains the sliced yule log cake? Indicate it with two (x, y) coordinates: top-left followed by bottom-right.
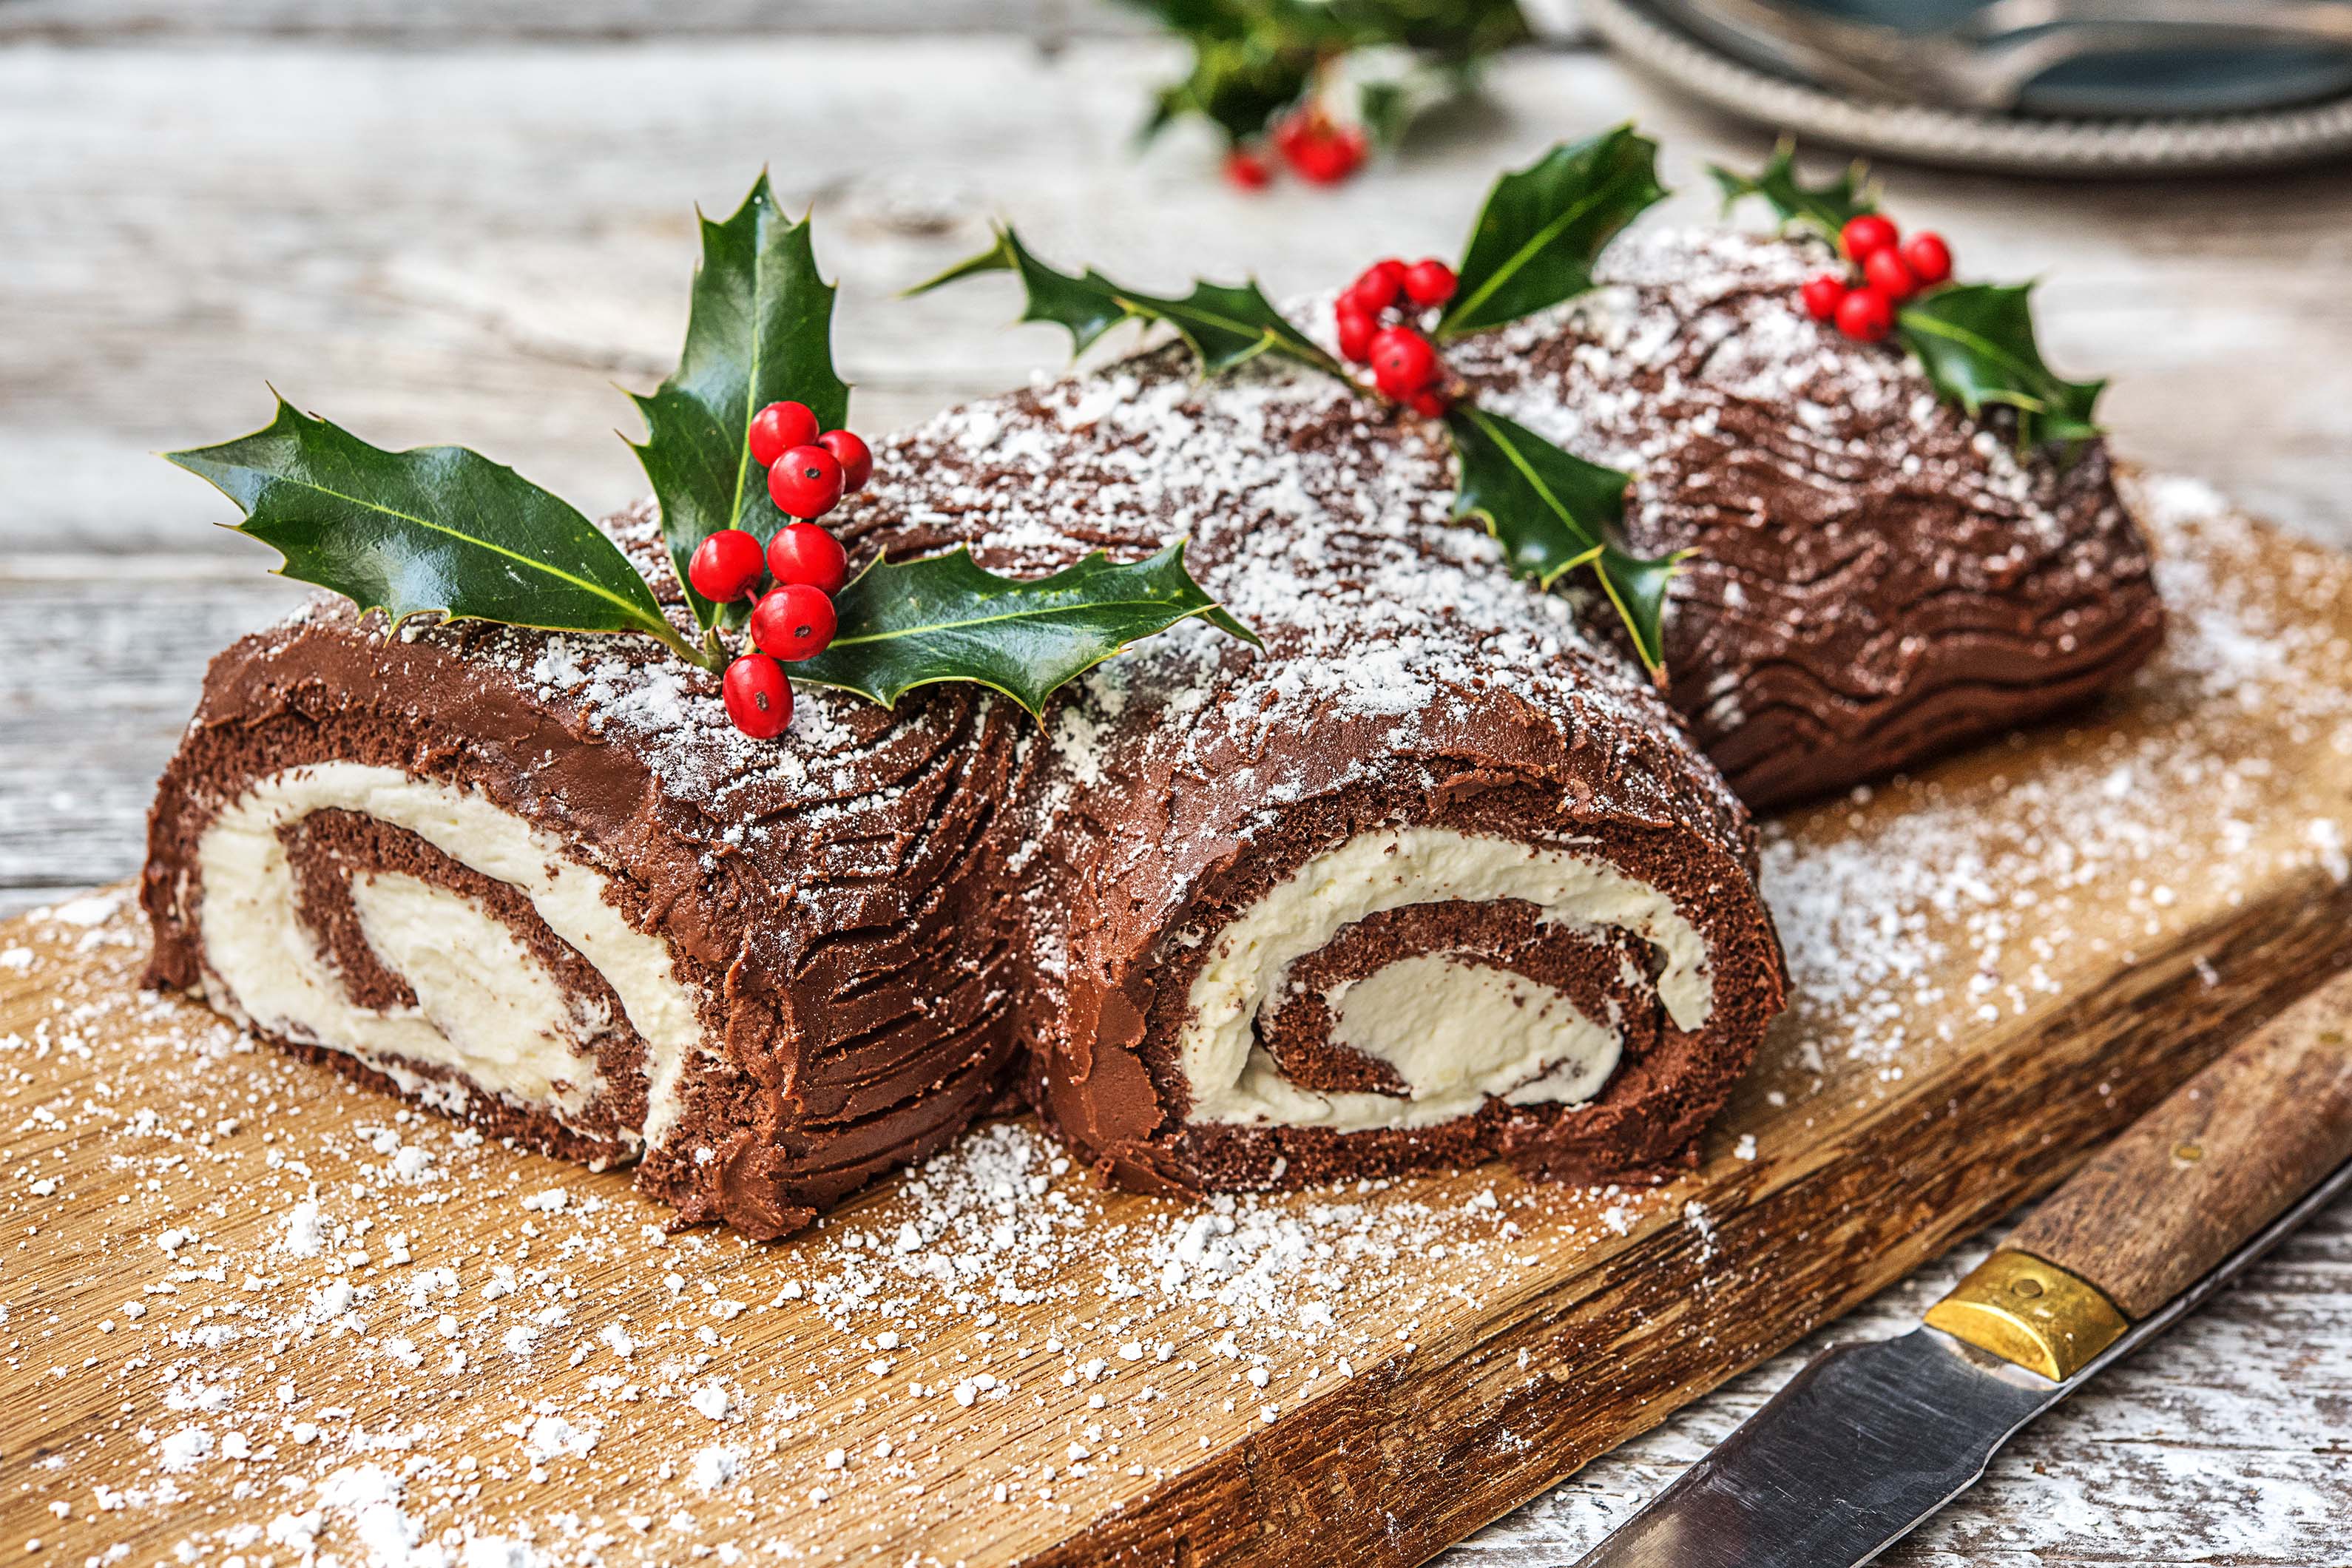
(141, 187), (1094, 1238)
(908, 132), (2158, 1190)
(141, 505), (1040, 1238)
(832, 345), (1788, 1193)
(141, 133), (2155, 1233)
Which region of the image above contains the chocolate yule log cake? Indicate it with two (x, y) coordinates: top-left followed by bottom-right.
(144, 510), (1038, 1238)
(142, 142), (2163, 1233)
(1455, 228), (2167, 809)
(833, 347), (1790, 1194)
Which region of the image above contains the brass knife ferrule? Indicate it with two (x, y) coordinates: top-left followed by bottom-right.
(1922, 1249), (2129, 1382)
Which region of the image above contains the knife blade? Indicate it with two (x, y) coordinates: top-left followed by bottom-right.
(1575, 965), (2352, 1568)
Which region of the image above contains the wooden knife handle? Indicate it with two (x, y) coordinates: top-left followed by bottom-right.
(2005, 964), (2352, 1320)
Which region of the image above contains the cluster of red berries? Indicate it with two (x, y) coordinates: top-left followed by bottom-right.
(1225, 104), (1369, 191)
(683, 399), (875, 739)
(1334, 257), (1459, 415)
(1800, 214), (1954, 344)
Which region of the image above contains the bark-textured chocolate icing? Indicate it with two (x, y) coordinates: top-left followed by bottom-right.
(1455, 229), (2166, 808)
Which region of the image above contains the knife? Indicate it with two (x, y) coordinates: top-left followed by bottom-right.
(1574, 964), (2352, 1568)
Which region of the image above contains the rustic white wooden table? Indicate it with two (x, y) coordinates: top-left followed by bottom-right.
(4, 4), (2346, 1561)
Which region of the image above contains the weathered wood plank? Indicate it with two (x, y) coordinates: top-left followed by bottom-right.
(0, 0), (1151, 41)
(2, 42), (2347, 559)
(0, 563), (308, 915)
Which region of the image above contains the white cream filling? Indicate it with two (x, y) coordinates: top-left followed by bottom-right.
(346, 872), (594, 1112)
(192, 763), (702, 1149)
(1232, 953), (1625, 1132)
(1180, 827), (1708, 1129)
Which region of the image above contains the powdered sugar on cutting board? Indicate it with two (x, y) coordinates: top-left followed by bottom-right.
(7, 477), (2350, 1566)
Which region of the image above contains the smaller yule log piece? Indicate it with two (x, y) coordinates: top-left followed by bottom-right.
(142, 510), (1035, 1239)
(1456, 229), (2168, 811)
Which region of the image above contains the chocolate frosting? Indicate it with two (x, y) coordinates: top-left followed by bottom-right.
(1452, 229), (2166, 808)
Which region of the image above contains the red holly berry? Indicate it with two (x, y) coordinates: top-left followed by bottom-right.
(766, 521), (848, 596)
(1862, 247), (1918, 302)
(1278, 111), (1366, 186)
(750, 583), (837, 661)
(1317, 128), (1370, 184)
(768, 444), (845, 519)
(722, 654), (792, 739)
(686, 527), (765, 604)
(748, 401), (819, 469)
(1334, 300), (1377, 363)
(1841, 214), (1899, 262)
(1902, 231), (1953, 286)
(1402, 259), (1456, 308)
(1368, 325), (1441, 399)
(1800, 273), (1848, 322)
(1408, 388), (1451, 419)
(1224, 147), (1272, 191)
(1835, 285), (1896, 343)
(817, 428), (873, 493)
(1349, 261), (1405, 314)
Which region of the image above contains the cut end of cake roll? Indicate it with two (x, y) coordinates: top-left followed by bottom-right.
(1046, 793), (1786, 1196)
(142, 509), (1030, 1239)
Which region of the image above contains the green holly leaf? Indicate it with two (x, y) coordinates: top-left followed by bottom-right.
(167, 397), (702, 666)
(1898, 283), (2104, 452)
(1435, 126), (1666, 338)
(791, 542), (1258, 717)
(910, 226), (1344, 380)
(629, 173), (849, 632)
(1709, 140), (1877, 243)
(1442, 402), (1676, 672)
(1121, 0), (1524, 147)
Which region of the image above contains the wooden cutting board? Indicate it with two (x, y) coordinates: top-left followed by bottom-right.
(8, 477), (2352, 1568)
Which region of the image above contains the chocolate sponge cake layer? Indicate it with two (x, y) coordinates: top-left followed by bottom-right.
(1456, 229), (2166, 809)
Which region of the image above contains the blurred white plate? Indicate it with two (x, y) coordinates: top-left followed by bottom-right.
(1575, 0), (2352, 171)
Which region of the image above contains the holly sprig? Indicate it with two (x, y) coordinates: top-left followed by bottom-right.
(1711, 141), (2105, 452)
(168, 176), (1254, 724)
(916, 126), (1682, 672)
(1128, 0), (1529, 165)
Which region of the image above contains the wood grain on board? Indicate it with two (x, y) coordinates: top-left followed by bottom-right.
(5, 494), (2351, 1566)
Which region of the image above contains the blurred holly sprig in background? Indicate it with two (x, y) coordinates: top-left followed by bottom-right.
(1123, 0), (1532, 187)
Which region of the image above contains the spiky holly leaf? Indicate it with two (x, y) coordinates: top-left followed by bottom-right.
(1709, 141), (1877, 243)
(168, 397), (703, 666)
(1442, 402), (1676, 672)
(1435, 126), (1666, 338)
(911, 226), (1344, 380)
(1898, 283), (2105, 451)
(792, 542), (1257, 717)
(629, 173), (850, 632)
